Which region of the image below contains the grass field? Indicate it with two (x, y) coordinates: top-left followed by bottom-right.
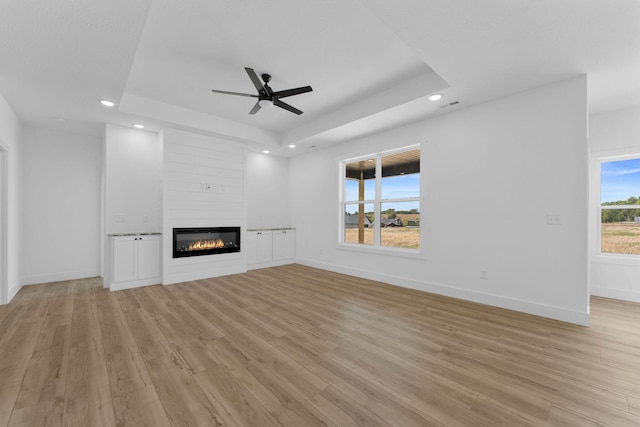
(601, 223), (640, 255)
(345, 227), (420, 249)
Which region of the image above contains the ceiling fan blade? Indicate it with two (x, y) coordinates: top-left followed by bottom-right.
(245, 67), (265, 93)
(211, 89), (258, 98)
(272, 86), (313, 99)
(273, 99), (303, 115)
(248, 100), (261, 115)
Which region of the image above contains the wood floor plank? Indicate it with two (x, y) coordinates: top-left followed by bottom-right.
(193, 363), (281, 427)
(111, 384), (171, 427)
(629, 394), (640, 415)
(8, 282), (75, 427)
(145, 355), (225, 427)
(2, 265), (640, 426)
(206, 336), (339, 427)
(96, 289), (152, 395)
(63, 281), (116, 427)
(271, 336), (446, 427)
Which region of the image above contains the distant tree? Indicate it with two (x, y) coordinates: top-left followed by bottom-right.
(386, 208), (396, 219)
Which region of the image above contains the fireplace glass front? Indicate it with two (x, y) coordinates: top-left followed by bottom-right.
(173, 227), (241, 258)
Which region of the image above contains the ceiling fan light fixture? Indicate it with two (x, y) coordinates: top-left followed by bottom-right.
(428, 93), (443, 101)
(211, 67), (312, 115)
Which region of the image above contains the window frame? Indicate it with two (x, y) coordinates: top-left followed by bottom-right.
(339, 145), (422, 256)
(592, 151), (640, 264)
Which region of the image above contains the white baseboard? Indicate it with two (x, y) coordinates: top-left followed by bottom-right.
(591, 286), (640, 303)
(247, 259), (295, 271)
(7, 284), (21, 303)
(21, 269), (100, 286)
(297, 258), (590, 326)
(110, 277), (162, 292)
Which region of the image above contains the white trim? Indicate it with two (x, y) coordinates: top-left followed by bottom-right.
(0, 144), (7, 305)
(339, 144), (421, 254)
(296, 258), (590, 326)
(21, 269), (100, 286)
(247, 259), (295, 270)
(591, 153), (640, 261)
(591, 286), (640, 303)
(8, 284), (20, 302)
(336, 243), (424, 259)
(110, 277), (161, 292)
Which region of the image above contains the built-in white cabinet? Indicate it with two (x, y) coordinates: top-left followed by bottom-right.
(246, 229), (295, 268)
(272, 229), (296, 261)
(110, 234), (161, 291)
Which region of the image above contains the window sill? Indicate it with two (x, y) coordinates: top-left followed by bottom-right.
(337, 243), (426, 260)
(591, 253), (640, 266)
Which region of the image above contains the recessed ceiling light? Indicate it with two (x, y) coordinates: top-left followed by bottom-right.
(133, 123), (145, 129)
(428, 93), (443, 101)
(288, 144), (296, 148)
(263, 150), (270, 154)
(100, 99), (116, 107)
(54, 117), (66, 123)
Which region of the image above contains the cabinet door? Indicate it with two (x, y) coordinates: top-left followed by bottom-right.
(255, 231), (273, 263)
(112, 236), (136, 283)
(272, 230), (296, 261)
(137, 235), (161, 280)
(245, 231), (258, 264)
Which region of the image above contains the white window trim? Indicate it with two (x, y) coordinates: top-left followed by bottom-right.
(339, 145), (422, 256)
(591, 149), (640, 265)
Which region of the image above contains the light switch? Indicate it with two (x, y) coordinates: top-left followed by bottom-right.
(546, 214), (561, 225)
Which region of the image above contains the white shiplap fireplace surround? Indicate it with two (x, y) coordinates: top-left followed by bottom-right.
(161, 128), (246, 284)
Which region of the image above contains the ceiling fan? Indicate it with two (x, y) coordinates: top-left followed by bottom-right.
(211, 67), (312, 115)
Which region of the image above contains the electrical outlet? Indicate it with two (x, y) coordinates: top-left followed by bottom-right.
(115, 214), (126, 222)
(480, 269), (488, 280)
(143, 215), (149, 223)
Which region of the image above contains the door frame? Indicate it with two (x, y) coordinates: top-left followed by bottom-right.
(0, 143), (8, 304)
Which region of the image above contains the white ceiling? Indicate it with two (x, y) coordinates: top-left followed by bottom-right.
(1, 0), (639, 156)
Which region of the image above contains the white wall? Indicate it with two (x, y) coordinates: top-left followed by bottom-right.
(290, 77), (589, 325)
(589, 106), (640, 302)
(246, 151), (291, 229)
(104, 124), (163, 234)
(21, 127), (102, 285)
(0, 92), (23, 303)
(162, 128), (245, 284)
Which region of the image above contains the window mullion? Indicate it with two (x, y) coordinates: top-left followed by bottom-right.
(374, 154), (382, 247)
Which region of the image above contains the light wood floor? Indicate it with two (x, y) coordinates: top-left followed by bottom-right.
(1, 264), (639, 426)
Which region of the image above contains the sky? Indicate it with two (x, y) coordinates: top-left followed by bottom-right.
(601, 158), (640, 203)
(345, 173), (420, 212)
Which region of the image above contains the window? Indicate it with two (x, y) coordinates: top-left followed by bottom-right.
(599, 157), (640, 255)
(341, 146), (420, 251)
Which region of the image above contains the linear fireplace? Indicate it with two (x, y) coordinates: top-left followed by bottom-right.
(173, 227), (241, 258)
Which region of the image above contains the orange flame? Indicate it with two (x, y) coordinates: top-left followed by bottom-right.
(187, 239), (225, 251)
